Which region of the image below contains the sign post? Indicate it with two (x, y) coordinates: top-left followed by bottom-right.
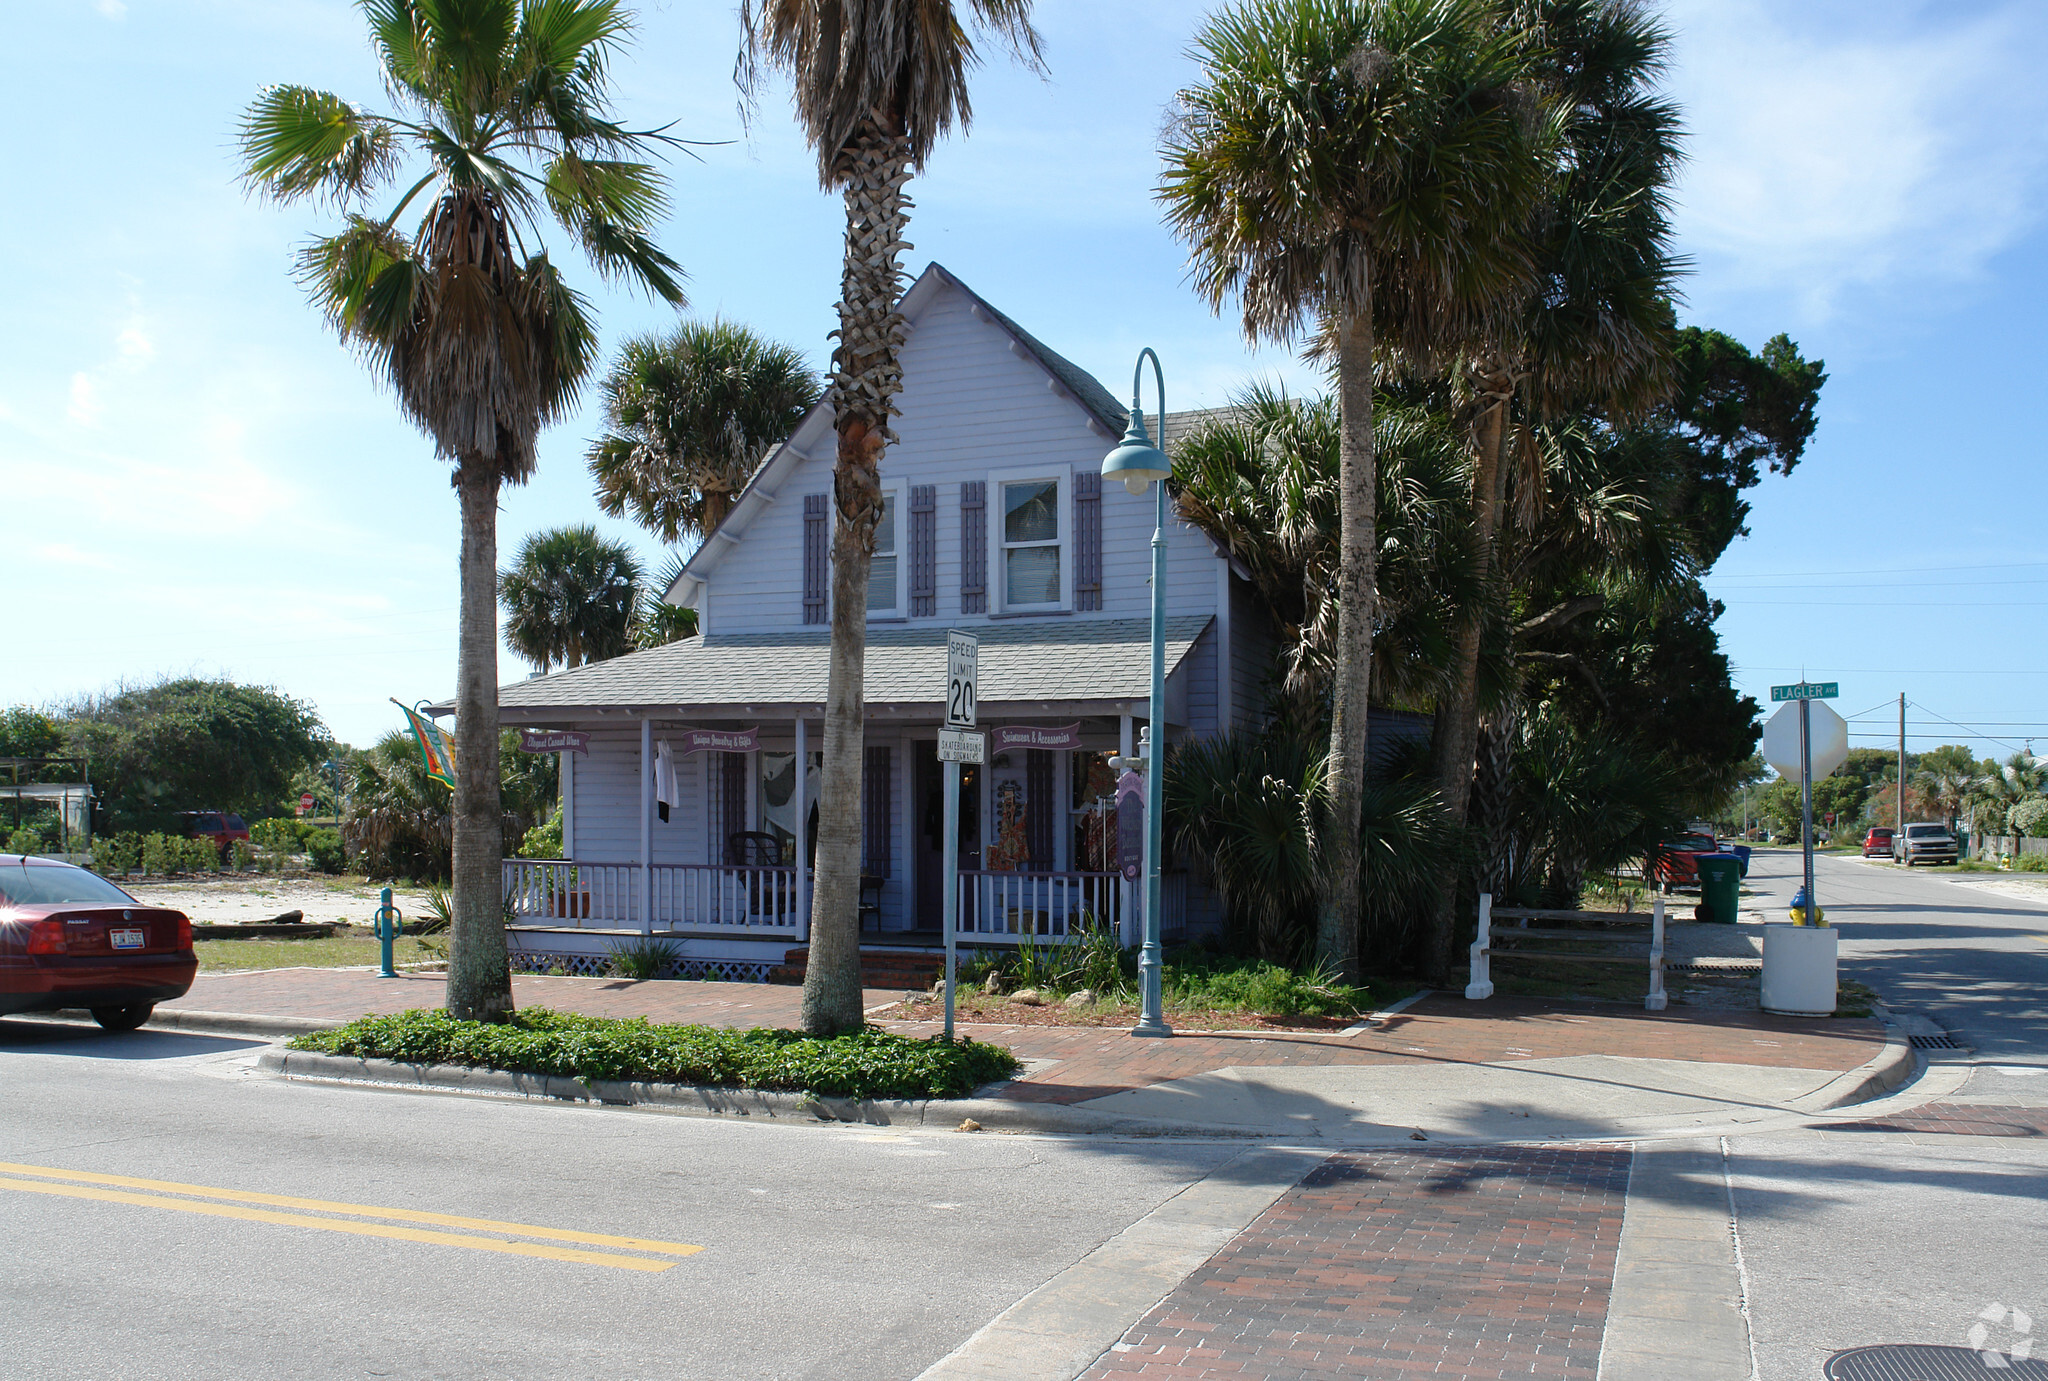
(939, 631), (981, 1039)
(1765, 683), (1845, 926)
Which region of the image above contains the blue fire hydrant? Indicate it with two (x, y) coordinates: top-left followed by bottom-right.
(371, 886), (403, 978)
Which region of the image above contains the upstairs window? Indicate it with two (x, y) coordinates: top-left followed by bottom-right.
(1002, 479), (1061, 607)
(867, 493), (899, 613)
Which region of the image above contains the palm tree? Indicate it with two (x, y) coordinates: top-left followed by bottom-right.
(500, 525), (646, 673)
(739, 0), (1044, 1035)
(1915, 749), (1988, 835)
(589, 319), (822, 543)
(1423, 0), (1683, 980)
(1161, 0), (1553, 978)
(240, 0), (686, 1021)
(635, 553), (701, 648)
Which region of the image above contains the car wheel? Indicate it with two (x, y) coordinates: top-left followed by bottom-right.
(90, 1004), (154, 1032)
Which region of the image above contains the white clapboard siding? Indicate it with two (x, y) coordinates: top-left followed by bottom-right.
(566, 725), (708, 866)
(698, 278), (1223, 637)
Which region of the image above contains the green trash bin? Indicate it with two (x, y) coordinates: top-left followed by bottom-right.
(1695, 853), (1742, 925)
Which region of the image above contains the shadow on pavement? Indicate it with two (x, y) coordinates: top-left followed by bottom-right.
(0, 1019), (265, 1059)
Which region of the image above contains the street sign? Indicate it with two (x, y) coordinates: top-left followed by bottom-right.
(937, 727), (985, 764)
(298, 793), (315, 815)
(945, 630), (978, 730)
(1771, 682), (1839, 702)
(1762, 700), (1848, 780)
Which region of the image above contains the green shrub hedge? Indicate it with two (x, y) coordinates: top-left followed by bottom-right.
(290, 1007), (1019, 1101)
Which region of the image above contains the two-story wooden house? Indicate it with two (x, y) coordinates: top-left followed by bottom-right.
(488, 264), (1279, 980)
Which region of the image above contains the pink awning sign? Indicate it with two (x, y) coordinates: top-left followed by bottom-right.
(518, 729), (589, 755)
(676, 727), (759, 754)
(990, 723), (1082, 752)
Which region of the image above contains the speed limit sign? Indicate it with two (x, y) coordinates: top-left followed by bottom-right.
(945, 630), (978, 730)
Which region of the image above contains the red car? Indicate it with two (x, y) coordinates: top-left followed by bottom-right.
(1863, 827), (1894, 859)
(0, 855), (196, 1030)
(1648, 832), (1721, 888)
(178, 810), (250, 859)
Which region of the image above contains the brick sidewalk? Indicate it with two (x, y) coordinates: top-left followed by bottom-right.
(166, 971), (1885, 1108)
(1081, 1146), (1630, 1381)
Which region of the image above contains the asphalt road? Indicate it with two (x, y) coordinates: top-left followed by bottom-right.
(0, 1021), (1239, 1381)
(1727, 849), (2048, 1375)
(1742, 847), (2048, 1061)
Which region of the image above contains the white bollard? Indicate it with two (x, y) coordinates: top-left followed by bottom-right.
(1465, 892), (1495, 1000)
(1645, 894), (1668, 1010)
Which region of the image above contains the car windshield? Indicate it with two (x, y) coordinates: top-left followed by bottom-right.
(1906, 825), (1946, 838)
(0, 862), (138, 907)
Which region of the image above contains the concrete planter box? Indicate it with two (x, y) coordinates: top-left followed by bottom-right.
(1761, 923), (1838, 1015)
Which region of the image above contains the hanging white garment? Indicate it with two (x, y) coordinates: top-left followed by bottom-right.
(655, 740), (678, 823)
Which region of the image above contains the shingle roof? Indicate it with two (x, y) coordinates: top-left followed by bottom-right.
(483, 616), (1214, 717)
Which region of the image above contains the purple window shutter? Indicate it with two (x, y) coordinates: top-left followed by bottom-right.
(960, 481), (986, 615)
(803, 493), (828, 625)
(862, 745), (893, 877)
(1073, 470), (1102, 612)
(909, 484), (937, 617)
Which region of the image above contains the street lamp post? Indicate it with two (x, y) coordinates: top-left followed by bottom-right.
(1100, 348), (1173, 1039)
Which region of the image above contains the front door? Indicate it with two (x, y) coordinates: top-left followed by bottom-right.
(913, 741), (980, 931)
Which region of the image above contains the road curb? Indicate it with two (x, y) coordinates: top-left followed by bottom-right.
(1786, 1027), (1919, 1113)
(254, 1048), (1258, 1139)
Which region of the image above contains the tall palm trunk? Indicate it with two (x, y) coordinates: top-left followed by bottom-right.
(802, 116), (911, 1036)
(1320, 307), (1377, 982)
(1423, 385), (1509, 980)
(448, 460), (513, 1021)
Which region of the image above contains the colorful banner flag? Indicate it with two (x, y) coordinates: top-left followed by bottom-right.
(392, 699), (457, 790)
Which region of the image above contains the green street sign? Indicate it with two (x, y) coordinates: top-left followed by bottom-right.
(1771, 682), (1839, 702)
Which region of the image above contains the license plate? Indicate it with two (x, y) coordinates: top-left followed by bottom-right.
(110, 928), (145, 950)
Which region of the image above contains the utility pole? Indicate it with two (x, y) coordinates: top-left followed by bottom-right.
(1898, 693), (1907, 835)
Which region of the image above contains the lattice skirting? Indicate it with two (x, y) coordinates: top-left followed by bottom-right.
(508, 950), (774, 983)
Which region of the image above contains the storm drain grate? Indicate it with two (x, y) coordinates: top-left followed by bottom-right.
(1668, 962), (1760, 975)
(1910, 1034), (1965, 1050)
(1826, 1344), (2046, 1379)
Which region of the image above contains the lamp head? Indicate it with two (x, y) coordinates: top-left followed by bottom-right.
(1100, 405), (1171, 496)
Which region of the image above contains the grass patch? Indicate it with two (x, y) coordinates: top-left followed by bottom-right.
(1161, 953), (1405, 1018)
(196, 931), (438, 973)
(1835, 979), (1878, 1019)
(289, 1007), (1019, 1101)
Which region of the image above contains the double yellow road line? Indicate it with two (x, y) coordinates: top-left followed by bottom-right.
(0, 1161), (700, 1273)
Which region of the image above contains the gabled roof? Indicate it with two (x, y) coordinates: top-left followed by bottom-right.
(664, 262), (1136, 608)
(477, 615), (1214, 718)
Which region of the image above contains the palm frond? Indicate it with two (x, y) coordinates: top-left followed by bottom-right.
(240, 85), (400, 205)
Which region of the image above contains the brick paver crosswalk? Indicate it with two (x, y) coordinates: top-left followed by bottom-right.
(1081, 1146), (1630, 1381)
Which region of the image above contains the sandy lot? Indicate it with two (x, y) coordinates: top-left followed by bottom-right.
(116, 875), (438, 927)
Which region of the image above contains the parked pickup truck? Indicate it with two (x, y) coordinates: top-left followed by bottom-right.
(1893, 822), (1959, 867)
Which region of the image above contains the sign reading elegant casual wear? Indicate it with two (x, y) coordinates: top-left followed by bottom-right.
(937, 727), (986, 764)
(518, 728), (591, 755)
(945, 630), (979, 730)
(673, 727), (759, 755)
(1770, 682), (1839, 702)
(990, 723), (1081, 752)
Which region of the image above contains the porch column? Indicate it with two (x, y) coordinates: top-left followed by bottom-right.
(639, 716), (653, 933)
(559, 748), (575, 858)
(1119, 713), (1135, 947)
(794, 713), (809, 942)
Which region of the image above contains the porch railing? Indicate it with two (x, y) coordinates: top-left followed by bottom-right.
(502, 859), (801, 936)
(956, 869), (1126, 943)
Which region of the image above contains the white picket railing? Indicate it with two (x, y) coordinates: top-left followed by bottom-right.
(502, 860), (801, 936)
(956, 869), (1124, 943)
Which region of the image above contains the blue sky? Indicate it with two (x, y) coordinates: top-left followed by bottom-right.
(3, 0), (2044, 758)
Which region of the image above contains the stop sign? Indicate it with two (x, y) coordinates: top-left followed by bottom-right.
(298, 793), (316, 815)
(1762, 700), (1848, 780)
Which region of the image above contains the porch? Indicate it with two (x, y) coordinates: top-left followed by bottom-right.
(501, 857), (1188, 945)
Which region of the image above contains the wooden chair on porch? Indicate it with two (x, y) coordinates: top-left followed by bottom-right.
(727, 832), (788, 917)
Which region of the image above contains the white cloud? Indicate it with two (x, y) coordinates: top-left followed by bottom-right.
(1663, 0), (2048, 319)
(66, 373), (98, 425)
(95, 0), (126, 18)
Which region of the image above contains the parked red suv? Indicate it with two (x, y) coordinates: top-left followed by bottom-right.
(1862, 827), (1894, 859)
(1648, 832), (1721, 888)
(178, 810), (250, 858)
(1, 855), (196, 1029)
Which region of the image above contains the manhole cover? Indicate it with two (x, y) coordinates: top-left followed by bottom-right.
(1825, 1344), (2047, 1379)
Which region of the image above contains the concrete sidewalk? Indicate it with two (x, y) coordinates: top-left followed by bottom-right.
(155, 968), (1907, 1142)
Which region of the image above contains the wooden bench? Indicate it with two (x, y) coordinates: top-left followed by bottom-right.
(1464, 892), (1667, 1011)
